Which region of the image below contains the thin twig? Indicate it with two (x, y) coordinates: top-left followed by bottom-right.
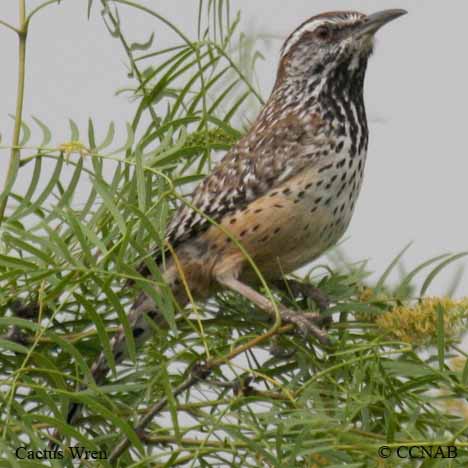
(0, 1), (27, 224)
(108, 322), (294, 463)
(140, 433), (248, 449)
(99, 0), (160, 127)
(108, 363), (210, 463)
(0, 18), (20, 34)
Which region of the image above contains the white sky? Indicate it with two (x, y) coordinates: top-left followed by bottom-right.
(1, 0), (467, 297)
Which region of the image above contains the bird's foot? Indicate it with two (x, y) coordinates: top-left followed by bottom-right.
(279, 307), (330, 346)
(274, 279), (330, 310)
(273, 279), (332, 327)
(293, 282), (330, 312)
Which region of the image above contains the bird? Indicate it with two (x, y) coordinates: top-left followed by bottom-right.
(51, 9), (407, 445)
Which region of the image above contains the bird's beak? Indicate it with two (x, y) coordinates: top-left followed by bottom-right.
(356, 9), (407, 38)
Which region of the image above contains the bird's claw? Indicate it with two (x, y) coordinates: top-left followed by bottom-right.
(300, 285), (331, 313)
(273, 280), (332, 327)
(280, 309), (330, 346)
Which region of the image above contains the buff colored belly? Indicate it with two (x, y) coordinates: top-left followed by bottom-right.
(203, 158), (364, 284)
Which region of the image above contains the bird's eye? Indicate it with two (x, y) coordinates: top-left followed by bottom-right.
(315, 25), (332, 41)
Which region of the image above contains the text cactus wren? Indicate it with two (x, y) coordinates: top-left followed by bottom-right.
(54, 9), (407, 443)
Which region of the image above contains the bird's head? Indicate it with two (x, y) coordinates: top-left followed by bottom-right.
(276, 9), (407, 88)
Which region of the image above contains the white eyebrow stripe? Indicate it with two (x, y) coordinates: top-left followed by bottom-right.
(281, 19), (324, 57)
(281, 12), (365, 57)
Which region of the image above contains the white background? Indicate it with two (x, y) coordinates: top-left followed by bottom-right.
(1, 0), (467, 296)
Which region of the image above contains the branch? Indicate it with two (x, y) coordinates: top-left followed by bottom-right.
(108, 362), (211, 463)
(0, 0), (27, 224)
(108, 323), (294, 463)
(140, 433), (248, 450)
(0, 19), (20, 34)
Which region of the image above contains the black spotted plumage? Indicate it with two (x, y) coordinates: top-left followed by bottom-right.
(136, 113), (331, 276)
(54, 10), (406, 448)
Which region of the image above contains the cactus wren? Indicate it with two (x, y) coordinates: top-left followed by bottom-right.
(57, 9), (407, 439)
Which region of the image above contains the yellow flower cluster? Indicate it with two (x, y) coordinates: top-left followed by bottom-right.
(184, 128), (239, 148)
(58, 140), (90, 162)
(374, 296), (468, 345)
(358, 287), (390, 304)
(308, 452), (330, 467)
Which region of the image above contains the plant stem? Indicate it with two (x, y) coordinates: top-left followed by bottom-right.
(0, 0), (27, 225)
(0, 18), (20, 34)
(108, 322), (293, 463)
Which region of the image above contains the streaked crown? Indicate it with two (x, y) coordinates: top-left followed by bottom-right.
(276, 10), (406, 89)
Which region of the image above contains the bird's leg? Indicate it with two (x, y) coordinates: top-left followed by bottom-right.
(274, 279), (330, 311)
(217, 275), (329, 346)
(272, 278), (332, 328)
